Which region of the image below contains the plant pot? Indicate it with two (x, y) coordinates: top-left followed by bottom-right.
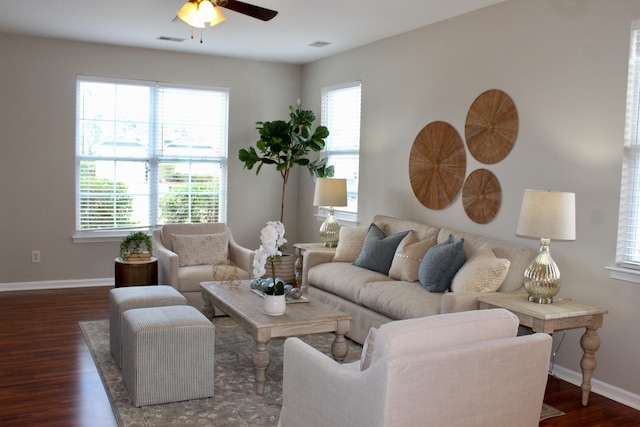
(263, 294), (286, 316)
(263, 253), (296, 286)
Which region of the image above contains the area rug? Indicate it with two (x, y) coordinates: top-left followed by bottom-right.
(80, 318), (562, 426)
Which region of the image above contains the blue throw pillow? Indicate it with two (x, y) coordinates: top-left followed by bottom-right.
(353, 223), (410, 275)
(418, 235), (467, 292)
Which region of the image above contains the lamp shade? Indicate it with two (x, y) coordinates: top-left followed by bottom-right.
(516, 189), (576, 241)
(177, 1), (198, 25)
(313, 178), (348, 207)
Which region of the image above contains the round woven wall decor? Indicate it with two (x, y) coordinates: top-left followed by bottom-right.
(409, 121), (466, 210)
(462, 168), (502, 224)
(465, 89), (518, 164)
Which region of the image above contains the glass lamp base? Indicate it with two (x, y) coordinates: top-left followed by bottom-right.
(528, 295), (554, 304)
(319, 208), (340, 248)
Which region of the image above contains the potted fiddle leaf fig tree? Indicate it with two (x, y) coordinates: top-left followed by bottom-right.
(238, 106), (334, 223)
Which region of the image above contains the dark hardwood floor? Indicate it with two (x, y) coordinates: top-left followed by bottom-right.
(0, 286), (638, 426)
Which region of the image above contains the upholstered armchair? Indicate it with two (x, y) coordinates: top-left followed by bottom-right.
(278, 309), (552, 427)
(152, 223), (254, 311)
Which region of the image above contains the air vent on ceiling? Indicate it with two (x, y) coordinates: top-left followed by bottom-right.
(308, 41), (331, 48)
(158, 36), (186, 42)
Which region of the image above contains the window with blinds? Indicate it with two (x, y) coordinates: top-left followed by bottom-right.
(616, 21), (640, 269)
(75, 76), (228, 235)
(321, 82), (361, 219)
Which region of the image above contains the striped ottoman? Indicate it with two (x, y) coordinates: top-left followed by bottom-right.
(109, 285), (188, 368)
(121, 305), (215, 407)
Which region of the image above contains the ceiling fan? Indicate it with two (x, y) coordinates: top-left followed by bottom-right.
(177, 0), (278, 27)
(216, 0), (278, 21)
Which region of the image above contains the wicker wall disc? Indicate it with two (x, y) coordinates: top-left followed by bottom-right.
(465, 89), (518, 164)
(409, 121), (466, 210)
(462, 168), (502, 224)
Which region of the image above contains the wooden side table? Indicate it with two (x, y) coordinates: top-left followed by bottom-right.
(114, 257), (158, 287)
(293, 243), (337, 295)
(477, 293), (608, 406)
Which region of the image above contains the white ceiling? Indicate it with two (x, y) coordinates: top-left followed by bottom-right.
(0, 0), (506, 64)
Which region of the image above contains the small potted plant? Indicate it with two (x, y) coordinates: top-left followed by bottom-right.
(119, 231), (153, 262)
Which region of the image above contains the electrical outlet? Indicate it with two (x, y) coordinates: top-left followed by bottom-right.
(32, 250), (40, 263)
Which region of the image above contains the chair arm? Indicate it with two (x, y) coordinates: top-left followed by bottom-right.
(228, 233), (254, 274)
(152, 229), (179, 288)
(278, 338), (386, 427)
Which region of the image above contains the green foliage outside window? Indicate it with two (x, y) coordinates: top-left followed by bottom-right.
(159, 180), (219, 223)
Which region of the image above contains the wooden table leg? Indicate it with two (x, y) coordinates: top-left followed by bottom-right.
(579, 326), (601, 406)
(331, 333), (348, 362)
(253, 340), (270, 395)
(201, 289), (215, 320)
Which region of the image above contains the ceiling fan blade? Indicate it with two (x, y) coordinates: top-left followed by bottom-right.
(218, 0), (278, 21)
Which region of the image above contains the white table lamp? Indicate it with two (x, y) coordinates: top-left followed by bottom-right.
(313, 178), (348, 247)
(516, 189), (576, 303)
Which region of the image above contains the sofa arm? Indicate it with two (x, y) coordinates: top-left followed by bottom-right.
(441, 289), (528, 313)
(278, 338), (386, 427)
(299, 250), (336, 293)
(152, 229), (179, 289)
(228, 233), (254, 274)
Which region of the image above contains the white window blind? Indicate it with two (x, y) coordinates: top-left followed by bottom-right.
(75, 76), (228, 235)
(321, 82), (361, 217)
(616, 20), (640, 269)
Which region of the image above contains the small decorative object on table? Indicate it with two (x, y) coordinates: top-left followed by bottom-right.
(250, 221), (301, 315)
(212, 260), (242, 289)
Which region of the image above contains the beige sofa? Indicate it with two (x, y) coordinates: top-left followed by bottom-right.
(300, 215), (535, 344)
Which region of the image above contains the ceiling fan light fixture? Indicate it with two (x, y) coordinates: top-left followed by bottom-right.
(210, 6), (226, 26)
(198, 0), (217, 22)
(177, 1), (198, 26)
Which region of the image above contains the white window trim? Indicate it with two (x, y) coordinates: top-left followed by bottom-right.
(611, 19), (640, 282)
(73, 75), (228, 242)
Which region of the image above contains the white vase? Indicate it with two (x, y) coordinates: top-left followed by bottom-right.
(263, 294), (286, 316)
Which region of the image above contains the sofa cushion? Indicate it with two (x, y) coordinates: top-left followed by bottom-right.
(353, 224), (409, 275)
(333, 226), (370, 262)
(451, 244), (510, 292)
(360, 308), (519, 370)
(418, 236), (466, 292)
(358, 281), (444, 320)
(172, 232), (229, 267)
(438, 227), (534, 293)
(308, 262), (390, 304)
(389, 231), (437, 282)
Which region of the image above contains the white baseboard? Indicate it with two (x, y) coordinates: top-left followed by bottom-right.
(0, 278), (113, 292)
(551, 365), (640, 411)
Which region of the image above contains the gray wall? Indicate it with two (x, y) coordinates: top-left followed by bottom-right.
(0, 33), (301, 283)
(298, 0), (640, 404)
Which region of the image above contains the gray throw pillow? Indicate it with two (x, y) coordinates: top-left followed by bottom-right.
(353, 224), (410, 275)
(418, 235), (466, 292)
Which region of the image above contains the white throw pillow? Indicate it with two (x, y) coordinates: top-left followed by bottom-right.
(333, 226), (370, 262)
(451, 244), (510, 292)
(172, 232), (229, 267)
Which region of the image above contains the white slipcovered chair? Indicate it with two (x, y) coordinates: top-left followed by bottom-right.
(152, 223), (254, 311)
(278, 308), (552, 427)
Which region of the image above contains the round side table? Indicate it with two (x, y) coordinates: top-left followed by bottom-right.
(114, 257), (158, 287)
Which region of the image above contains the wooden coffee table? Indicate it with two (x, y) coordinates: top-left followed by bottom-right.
(200, 280), (352, 394)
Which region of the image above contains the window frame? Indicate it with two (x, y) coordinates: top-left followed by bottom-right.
(73, 75), (229, 242)
(612, 19), (640, 282)
(320, 81), (362, 225)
